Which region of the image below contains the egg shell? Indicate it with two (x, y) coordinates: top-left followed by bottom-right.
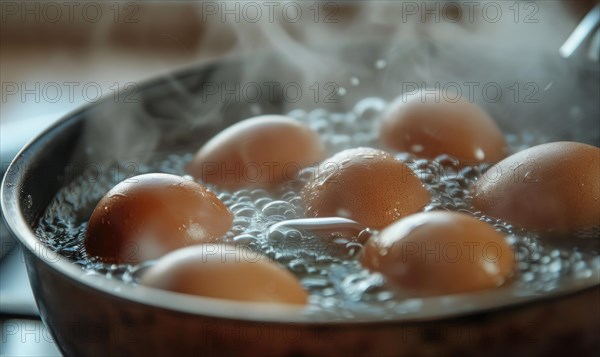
(139, 244), (308, 305)
(473, 141), (600, 233)
(187, 115), (326, 190)
(301, 147), (430, 229)
(380, 91), (507, 164)
(85, 173), (233, 264)
(361, 211), (515, 296)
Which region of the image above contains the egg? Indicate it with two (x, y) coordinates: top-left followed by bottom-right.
(139, 244), (308, 305)
(187, 115), (326, 190)
(473, 141), (600, 233)
(361, 211), (515, 296)
(301, 147), (430, 229)
(85, 173), (233, 264)
(379, 91), (507, 164)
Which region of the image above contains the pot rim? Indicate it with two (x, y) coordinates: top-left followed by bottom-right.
(2, 55), (599, 326)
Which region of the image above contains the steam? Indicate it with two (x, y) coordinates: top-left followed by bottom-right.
(79, 1), (598, 168)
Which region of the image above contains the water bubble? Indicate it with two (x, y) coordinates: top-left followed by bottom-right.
(302, 276), (331, 289)
(233, 234), (259, 245)
(289, 258), (308, 273)
(262, 201), (298, 219)
(254, 197), (273, 209)
(575, 269), (592, 279)
(522, 272), (535, 282)
(376, 291), (395, 302)
(548, 259), (562, 273)
(287, 108), (307, 119)
(321, 288), (336, 297)
(354, 97), (386, 121)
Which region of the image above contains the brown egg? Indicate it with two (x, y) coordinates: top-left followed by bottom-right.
(301, 148), (430, 229)
(85, 173), (233, 264)
(380, 91), (507, 164)
(362, 211), (515, 296)
(473, 141), (600, 233)
(187, 115), (325, 190)
(139, 244), (308, 305)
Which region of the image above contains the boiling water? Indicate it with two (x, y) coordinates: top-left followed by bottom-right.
(35, 97), (599, 319)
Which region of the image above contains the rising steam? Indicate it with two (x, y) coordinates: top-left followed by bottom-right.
(79, 1), (598, 167)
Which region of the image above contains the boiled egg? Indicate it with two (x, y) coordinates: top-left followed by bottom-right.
(85, 173), (233, 264)
(139, 244), (308, 305)
(362, 211), (515, 296)
(301, 147), (430, 229)
(187, 115), (326, 190)
(379, 91), (507, 164)
(473, 141), (600, 233)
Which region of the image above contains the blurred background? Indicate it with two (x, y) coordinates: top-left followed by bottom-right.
(1, 1), (598, 356)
